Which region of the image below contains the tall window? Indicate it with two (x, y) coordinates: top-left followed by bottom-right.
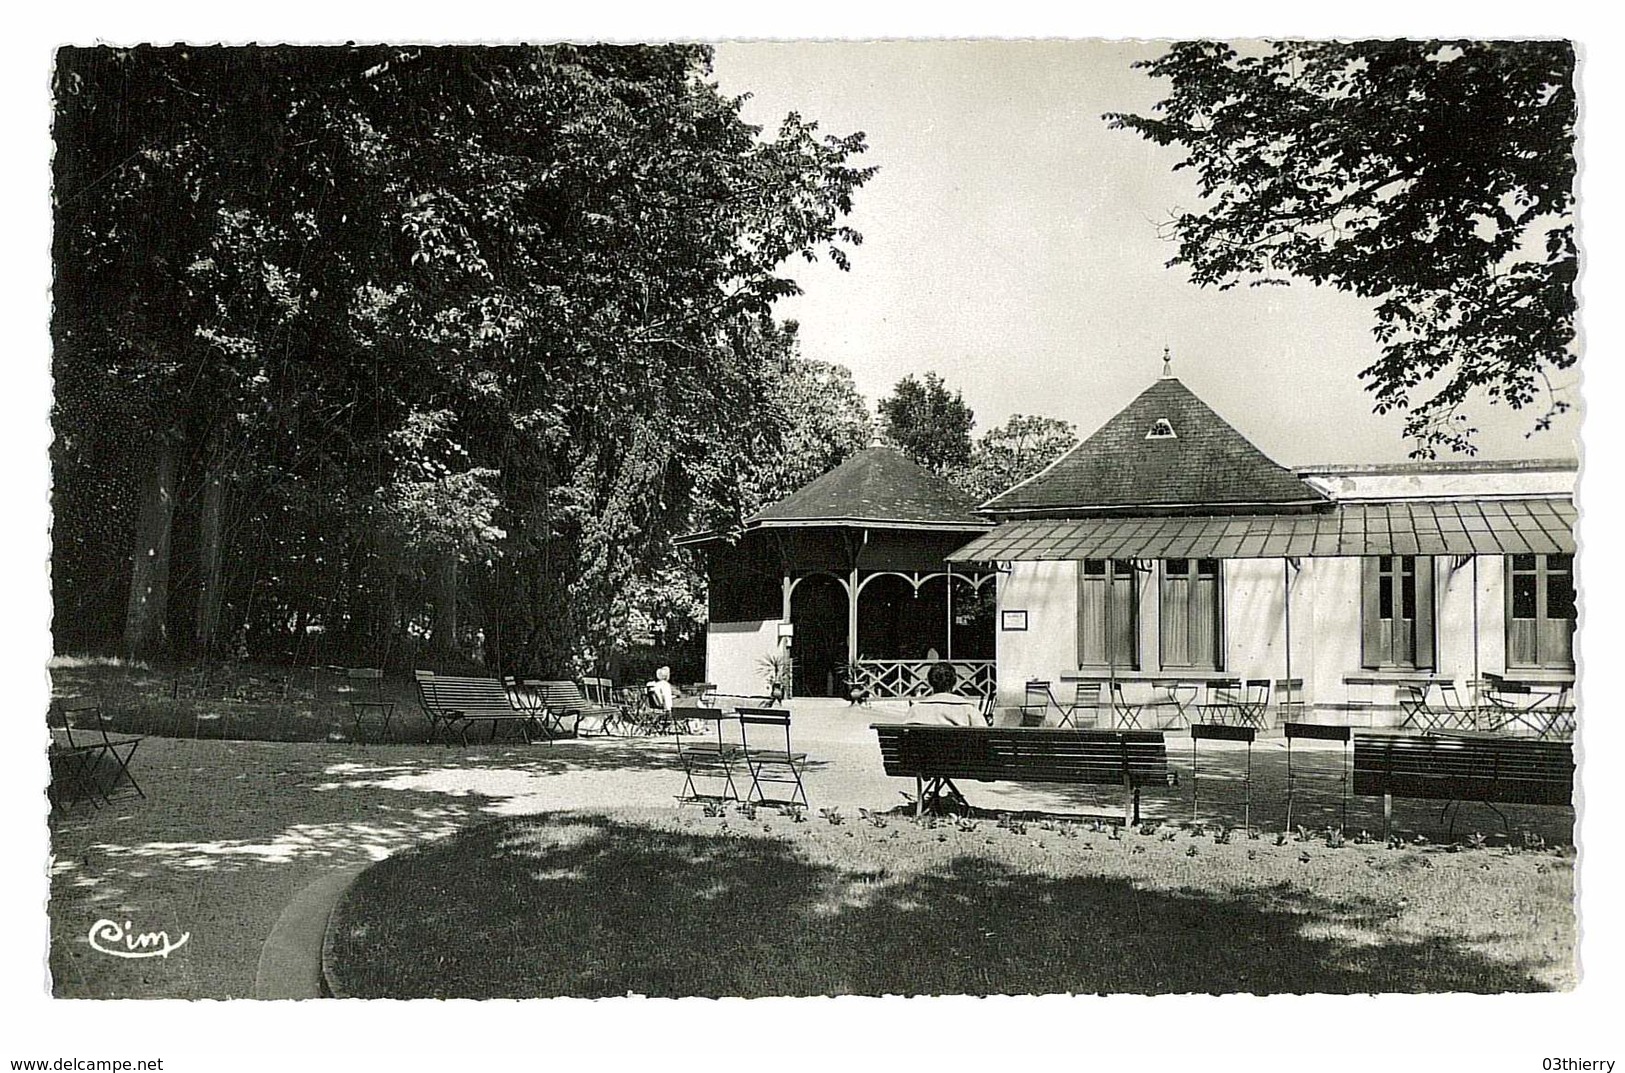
(1078, 559), (1138, 670)
(1161, 558), (1221, 669)
(1361, 556), (1435, 669)
(1507, 553), (1575, 670)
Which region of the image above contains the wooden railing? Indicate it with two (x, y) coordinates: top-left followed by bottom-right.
(855, 659), (995, 699)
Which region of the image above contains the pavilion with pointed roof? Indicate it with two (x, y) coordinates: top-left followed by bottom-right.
(676, 446), (998, 699)
(949, 360), (1576, 726)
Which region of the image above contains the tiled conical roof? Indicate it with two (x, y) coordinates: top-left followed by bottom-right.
(749, 445), (990, 530)
(982, 377), (1329, 516)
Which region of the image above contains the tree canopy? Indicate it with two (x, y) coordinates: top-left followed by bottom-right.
(1106, 40), (1577, 456)
(877, 372), (975, 473)
(52, 44), (874, 674)
(947, 414), (1078, 503)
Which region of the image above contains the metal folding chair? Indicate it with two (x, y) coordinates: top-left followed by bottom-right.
(1023, 680), (1055, 726)
(736, 706), (809, 808)
(1439, 680), (1483, 732)
(1239, 679), (1273, 729)
(1273, 678), (1306, 724)
(673, 707), (743, 802)
(1197, 679), (1242, 725)
(1284, 722), (1350, 832)
(57, 697), (144, 805)
(1110, 680), (1146, 729)
(1189, 723), (1255, 833)
(1069, 681), (1104, 728)
(345, 668), (395, 745)
(1541, 684), (1576, 739)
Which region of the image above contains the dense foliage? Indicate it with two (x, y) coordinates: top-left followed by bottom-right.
(877, 371), (975, 473)
(52, 45), (873, 675)
(947, 414), (1079, 504)
(1107, 40), (1577, 455)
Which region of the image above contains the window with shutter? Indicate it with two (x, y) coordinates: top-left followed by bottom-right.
(1506, 553), (1575, 670)
(1160, 558), (1221, 670)
(1360, 555), (1435, 669)
(1077, 559), (1138, 671)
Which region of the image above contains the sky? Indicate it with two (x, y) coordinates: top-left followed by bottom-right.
(711, 40), (1583, 467)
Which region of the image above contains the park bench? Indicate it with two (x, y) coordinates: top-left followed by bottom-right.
(1352, 732), (1574, 836)
(414, 671), (539, 745)
(871, 724), (1175, 823)
(524, 680), (610, 738)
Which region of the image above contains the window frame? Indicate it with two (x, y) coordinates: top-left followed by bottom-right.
(1505, 552), (1576, 671)
(1360, 555), (1435, 671)
(1075, 558), (1140, 672)
(1158, 557), (1223, 671)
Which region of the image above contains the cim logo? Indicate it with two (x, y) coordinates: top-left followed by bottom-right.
(87, 919), (190, 960)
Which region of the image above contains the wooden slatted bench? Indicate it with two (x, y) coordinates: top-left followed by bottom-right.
(871, 724), (1175, 823)
(414, 671), (537, 745)
(525, 680), (614, 738)
(1352, 732), (1574, 836)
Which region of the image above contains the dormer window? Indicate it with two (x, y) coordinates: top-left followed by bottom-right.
(1146, 419), (1176, 440)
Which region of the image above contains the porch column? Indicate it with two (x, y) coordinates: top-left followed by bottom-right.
(782, 571), (793, 624)
(946, 562), (954, 661)
(1283, 558), (1293, 708)
(848, 566), (860, 664)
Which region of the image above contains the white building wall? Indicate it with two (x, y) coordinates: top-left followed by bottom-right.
(995, 561), (1078, 708)
(705, 619), (782, 697)
(1223, 558), (1288, 680)
(1307, 556), (1363, 710)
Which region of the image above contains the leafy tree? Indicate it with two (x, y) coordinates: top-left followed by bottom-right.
(627, 321), (873, 646)
(1106, 40), (1577, 455)
(948, 413), (1078, 503)
(52, 45), (874, 673)
(877, 372), (975, 472)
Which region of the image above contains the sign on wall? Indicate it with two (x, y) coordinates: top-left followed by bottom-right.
(1001, 610), (1028, 631)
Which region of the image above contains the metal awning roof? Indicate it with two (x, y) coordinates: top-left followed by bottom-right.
(947, 499), (1576, 562)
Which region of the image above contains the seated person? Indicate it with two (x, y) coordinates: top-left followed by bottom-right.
(908, 662), (984, 727)
(645, 665), (679, 713)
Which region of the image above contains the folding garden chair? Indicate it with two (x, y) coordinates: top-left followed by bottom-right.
(1283, 722), (1350, 832)
(1068, 681), (1104, 728)
(673, 711), (743, 803)
(736, 706), (809, 808)
(1196, 679), (1242, 725)
(1238, 680), (1273, 729)
(48, 738), (107, 811)
(345, 667), (395, 745)
(1541, 684), (1576, 739)
(1273, 678), (1306, 723)
(1110, 680), (1146, 729)
(57, 697), (144, 805)
(1396, 682), (1438, 732)
(1189, 723), (1254, 833)
(1023, 680), (1055, 726)
(1438, 680), (1483, 732)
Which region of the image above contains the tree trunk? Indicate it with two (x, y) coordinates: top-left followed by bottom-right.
(123, 442), (176, 659)
(431, 555), (459, 655)
(193, 446), (225, 657)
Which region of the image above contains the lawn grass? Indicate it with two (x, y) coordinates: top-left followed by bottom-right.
(327, 805), (1576, 998)
(49, 655), (441, 744)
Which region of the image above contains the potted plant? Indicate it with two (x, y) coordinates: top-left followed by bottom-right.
(841, 660), (870, 705)
(758, 651), (795, 704)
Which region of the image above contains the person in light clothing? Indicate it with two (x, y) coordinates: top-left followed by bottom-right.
(646, 665), (679, 714)
(908, 662), (984, 726)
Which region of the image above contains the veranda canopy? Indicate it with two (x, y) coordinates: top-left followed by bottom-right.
(947, 498), (1576, 562)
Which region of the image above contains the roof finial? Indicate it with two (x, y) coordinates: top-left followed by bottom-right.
(1161, 346), (1173, 379)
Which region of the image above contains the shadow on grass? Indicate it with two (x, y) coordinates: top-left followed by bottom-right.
(329, 813), (1560, 998)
